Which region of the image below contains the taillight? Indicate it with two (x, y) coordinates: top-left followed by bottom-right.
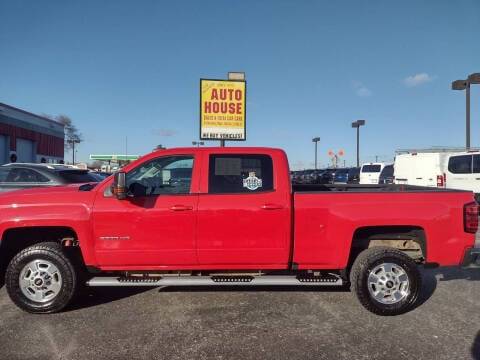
(437, 174), (445, 188)
(464, 202), (479, 233)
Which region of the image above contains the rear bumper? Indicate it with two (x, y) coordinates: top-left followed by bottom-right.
(461, 248), (480, 268)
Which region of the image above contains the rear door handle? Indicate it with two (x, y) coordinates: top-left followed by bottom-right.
(170, 205), (193, 211)
(261, 204), (284, 210)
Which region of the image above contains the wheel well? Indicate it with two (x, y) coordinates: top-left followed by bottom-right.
(349, 226), (426, 265)
(0, 227), (84, 284)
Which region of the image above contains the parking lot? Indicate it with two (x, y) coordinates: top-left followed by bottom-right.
(0, 267), (478, 360)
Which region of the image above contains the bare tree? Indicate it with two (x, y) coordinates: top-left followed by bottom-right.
(42, 113), (83, 164)
(55, 115), (83, 151)
(41, 113), (83, 150)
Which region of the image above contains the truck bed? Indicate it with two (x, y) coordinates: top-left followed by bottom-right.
(292, 184), (474, 270)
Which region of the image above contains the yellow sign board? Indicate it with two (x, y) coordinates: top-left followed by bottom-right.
(200, 79), (246, 141)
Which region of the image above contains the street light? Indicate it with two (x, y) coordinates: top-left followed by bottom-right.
(312, 137), (320, 169)
(452, 73), (480, 151)
(351, 120), (366, 167)
(192, 141), (205, 147)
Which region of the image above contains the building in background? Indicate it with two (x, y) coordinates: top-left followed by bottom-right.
(0, 102), (64, 164)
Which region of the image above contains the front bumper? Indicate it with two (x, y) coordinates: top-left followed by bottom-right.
(461, 248), (480, 268)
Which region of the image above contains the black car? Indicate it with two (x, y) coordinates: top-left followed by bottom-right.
(318, 168), (336, 184)
(0, 163), (101, 193)
(378, 164), (394, 184)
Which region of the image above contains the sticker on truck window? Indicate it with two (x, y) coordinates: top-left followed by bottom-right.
(243, 172), (263, 190)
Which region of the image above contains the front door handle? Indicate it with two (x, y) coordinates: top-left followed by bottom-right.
(170, 205), (193, 211)
(261, 204), (284, 210)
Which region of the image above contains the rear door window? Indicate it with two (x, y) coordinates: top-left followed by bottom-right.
(208, 154), (274, 194)
(448, 155), (472, 174)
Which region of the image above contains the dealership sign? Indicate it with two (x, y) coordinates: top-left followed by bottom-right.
(200, 79), (246, 141)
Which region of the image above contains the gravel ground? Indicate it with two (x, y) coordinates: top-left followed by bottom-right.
(0, 267), (479, 360)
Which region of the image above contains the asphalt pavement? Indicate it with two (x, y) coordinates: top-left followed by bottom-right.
(0, 267), (479, 360)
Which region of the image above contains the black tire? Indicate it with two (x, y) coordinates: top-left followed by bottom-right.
(350, 246), (421, 316)
(6, 242), (77, 314)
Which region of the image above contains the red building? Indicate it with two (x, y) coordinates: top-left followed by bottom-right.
(0, 103), (64, 164)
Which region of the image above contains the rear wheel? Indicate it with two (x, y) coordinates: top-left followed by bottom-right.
(350, 246), (421, 316)
(6, 242), (77, 313)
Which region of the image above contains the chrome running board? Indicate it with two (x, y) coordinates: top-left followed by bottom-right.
(87, 275), (343, 287)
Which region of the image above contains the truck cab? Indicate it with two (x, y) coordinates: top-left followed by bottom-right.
(94, 147), (292, 269)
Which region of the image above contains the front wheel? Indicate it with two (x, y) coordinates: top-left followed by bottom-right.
(6, 242), (77, 313)
(350, 246), (421, 316)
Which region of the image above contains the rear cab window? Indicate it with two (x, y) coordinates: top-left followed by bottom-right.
(361, 165), (382, 173)
(208, 154), (274, 194)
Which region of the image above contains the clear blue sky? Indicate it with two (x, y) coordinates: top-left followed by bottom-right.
(1, 0), (479, 168)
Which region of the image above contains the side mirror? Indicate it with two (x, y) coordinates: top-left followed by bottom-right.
(112, 172), (127, 200)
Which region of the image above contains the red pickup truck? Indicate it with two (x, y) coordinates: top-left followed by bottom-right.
(0, 147), (479, 315)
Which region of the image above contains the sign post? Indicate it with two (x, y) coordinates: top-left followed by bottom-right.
(200, 73), (246, 147)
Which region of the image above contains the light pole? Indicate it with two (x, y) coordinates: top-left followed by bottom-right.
(192, 141), (205, 147)
(351, 120), (365, 167)
(312, 137), (320, 170)
(452, 73), (480, 151)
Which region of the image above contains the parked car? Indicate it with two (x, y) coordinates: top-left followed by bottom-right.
(317, 168), (336, 184)
(0, 146), (477, 316)
(0, 163), (101, 192)
(333, 167), (360, 184)
(292, 169), (320, 184)
(359, 162), (391, 184)
(378, 164), (394, 184)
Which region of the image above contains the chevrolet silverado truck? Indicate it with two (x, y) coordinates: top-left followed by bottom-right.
(0, 147), (479, 316)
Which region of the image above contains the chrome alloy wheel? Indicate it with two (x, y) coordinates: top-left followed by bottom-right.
(367, 262), (410, 304)
(19, 259), (63, 303)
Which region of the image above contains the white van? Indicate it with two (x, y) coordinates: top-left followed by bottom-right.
(394, 152), (453, 188)
(359, 163), (389, 184)
(394, 150), (480, 194)
(445, 152), (480, 193)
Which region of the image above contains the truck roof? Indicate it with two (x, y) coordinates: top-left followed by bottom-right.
(151, 146), (285, 153)
(122, 146), (288, 173)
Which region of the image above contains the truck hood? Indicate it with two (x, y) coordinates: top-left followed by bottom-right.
(0, 183), (98, 207)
